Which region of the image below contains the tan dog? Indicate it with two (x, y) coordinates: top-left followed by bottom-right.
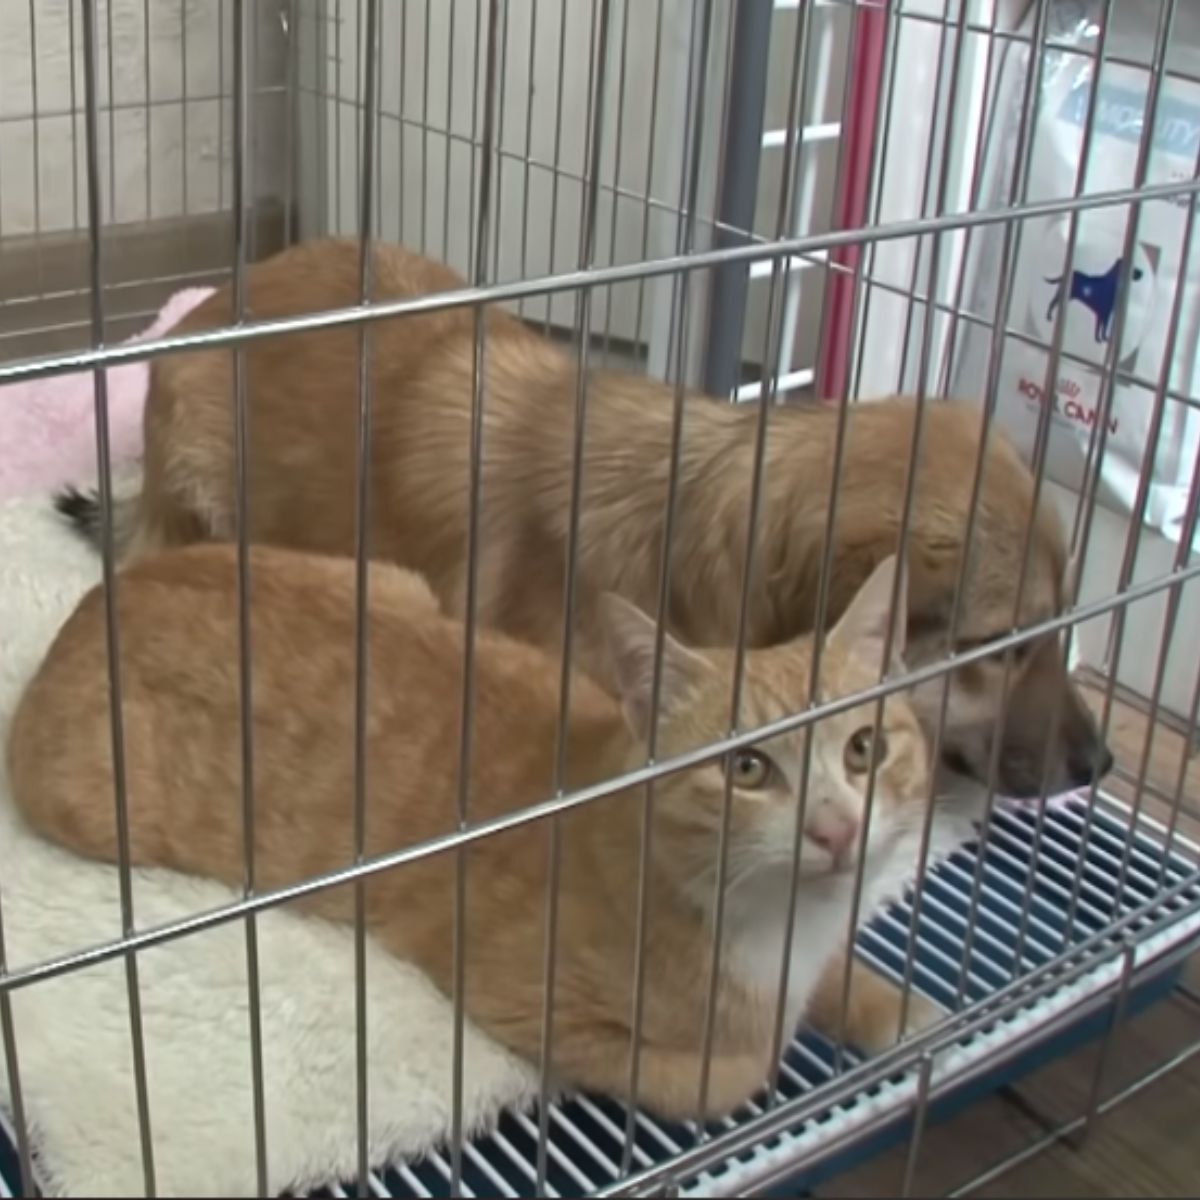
(8, 545), (934, 1119)
(59, 237), (1109, 801)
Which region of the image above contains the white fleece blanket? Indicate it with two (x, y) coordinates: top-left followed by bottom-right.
(0, 491), (538, 1197)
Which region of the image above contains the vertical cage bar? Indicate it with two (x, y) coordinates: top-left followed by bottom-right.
(354, 0), (363, 225)
(441, 0), (458, 265)
(902, 0), (1050, 1028)
(283, 0), (301, 244)
(761, 0), (862, 1097)
(179, 0), (190, 221)
(1041, 0), (1179, 948)
(331, 0), (344, 233)
(900, 1053), (935, 1198)
(852, 0), (913, 400)
(1063, 0), (1179, 582)
(936, 2), (1004, 397)
(926, 0), (1058, 1009)
(27, 0), (43, 250)
(1079, 939), (1138, 1144)
(229, 0), (270, 1192)
(0, 911), (34, 1193)
(79, 0), (157, 1191)
(876, 17), (971, 954)
(813, 3), (885, 407)
(1016, 3), (1187, 976)
(729, 0), (826, 1097)
(106, 0), (117, 219)
(895, 0), (963, 396)
(661, 0), (744, 1124)
(778, 12), (837, 382)
(536, 0), (613, 1191)
(450, 1), (503, 1192)
(700, 0), (772, 399)
(622, 0), (715, 1160)
(516, 0), (540, 319)
(815, 1), (887, 400)
(316, 0), (330, 236)
(1099, 125), (1200, 712)
(487, 0), (510, 284)
(69, 0), (81, 231)
(397, 0), (409, 247)
(599, 0), (632, 365)
(1159, 650), (1200, 879)
(541, 0), (573, 331)
(142, 0), (152, 222)
(1077, 1), (1188, 925)
(419, 0), (432, 252)
(769, 395), (857, 1097)
(628, 0), (667, 358)
(894, 0), (1004, 1037)
(219, 0), (228, 212)
(824, 0), (955, 1068)
(351, 0), (383, 1193)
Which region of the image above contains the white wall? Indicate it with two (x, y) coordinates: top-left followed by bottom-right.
(301, 0), (851, 380)
(1046, 480), (1200, 721)
(304, 0), (716, 348)
(0, 0), (288, 239)
(852, 0), (1032, 402)
(851, 0), (1199, 717)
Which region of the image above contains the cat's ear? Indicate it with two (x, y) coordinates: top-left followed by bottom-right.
(597, 593), (714, 738)
(827, 554), (907, 675)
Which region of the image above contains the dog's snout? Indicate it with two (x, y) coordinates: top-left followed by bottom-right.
(1067, 743), (1114, 788)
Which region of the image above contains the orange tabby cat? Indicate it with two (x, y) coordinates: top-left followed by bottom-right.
(7, 544), (933, 1120)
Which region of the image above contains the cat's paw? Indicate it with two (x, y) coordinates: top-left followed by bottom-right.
(897, 988), (944, 1042)
(807, 951), (947, 1056)
(847, 977), (945, 1056)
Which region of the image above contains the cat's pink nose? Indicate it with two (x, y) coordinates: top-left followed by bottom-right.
(806, 809), (859, 864)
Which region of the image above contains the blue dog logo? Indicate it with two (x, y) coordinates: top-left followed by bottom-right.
(1045, 257), (1144, 345)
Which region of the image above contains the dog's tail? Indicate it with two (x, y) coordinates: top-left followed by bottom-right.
(54, 472), (142, 559)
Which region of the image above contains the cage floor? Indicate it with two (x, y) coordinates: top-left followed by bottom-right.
(1, 794), (1198, 1198)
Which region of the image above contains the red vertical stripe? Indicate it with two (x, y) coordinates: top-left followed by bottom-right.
(816, 3), (888, 402)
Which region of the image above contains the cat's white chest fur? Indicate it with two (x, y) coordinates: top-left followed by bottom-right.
(721, 869), (861, 1025)
(710, 779), (986, 1034)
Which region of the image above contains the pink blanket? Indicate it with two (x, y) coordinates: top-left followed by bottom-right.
(0, 287), (214, 502)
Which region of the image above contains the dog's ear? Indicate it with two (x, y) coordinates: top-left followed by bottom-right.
(828, 554), (907, 676)
(597, 593), (714, 738)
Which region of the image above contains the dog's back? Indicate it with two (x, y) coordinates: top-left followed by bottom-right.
(59, 237), (1108, 797)
(94, 240), (1043, 647)
(69, 242), (1057, 662)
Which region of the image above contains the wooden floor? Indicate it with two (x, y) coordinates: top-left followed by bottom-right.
(816, 681), (1200, 1198)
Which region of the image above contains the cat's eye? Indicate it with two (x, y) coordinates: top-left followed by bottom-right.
(726, 749), (774, 790)
(844, 726), (887, 774)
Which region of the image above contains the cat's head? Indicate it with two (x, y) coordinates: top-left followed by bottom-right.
(597, 556), (929, 896)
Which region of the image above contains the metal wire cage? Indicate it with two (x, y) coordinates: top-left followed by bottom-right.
(0, 0), (1199, 1196)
